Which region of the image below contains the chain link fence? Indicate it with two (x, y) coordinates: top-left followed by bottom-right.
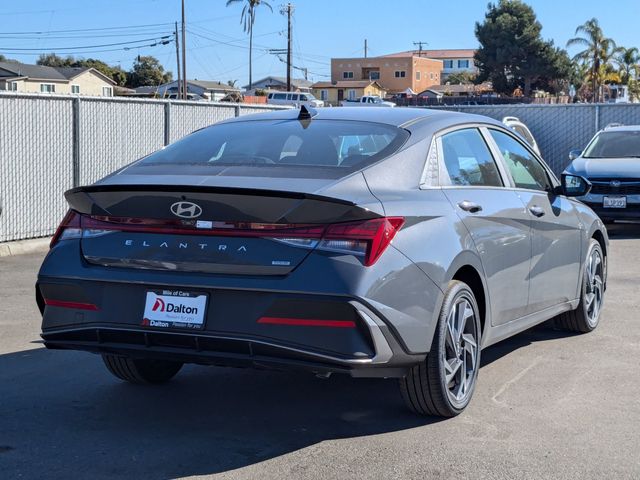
(2, 96), (640, 243)
(0, 94), (285, 243)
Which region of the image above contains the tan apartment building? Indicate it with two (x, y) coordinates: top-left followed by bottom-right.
(383, 49), (478, 81)
(331, 54), (442, 95)
(0, 62), (116, 96)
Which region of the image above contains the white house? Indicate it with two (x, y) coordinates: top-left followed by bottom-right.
(134, 79), (240, 101)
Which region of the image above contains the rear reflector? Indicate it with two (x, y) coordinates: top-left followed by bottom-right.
(44, 298), (99, 311)
(257, 317), (356, 328)
(50, 210), (404, 266)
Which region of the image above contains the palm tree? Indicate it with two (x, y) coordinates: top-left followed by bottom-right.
(226, 0), (273, 91)
(567, 18), (620, 102)
(616, 47), (640, 84)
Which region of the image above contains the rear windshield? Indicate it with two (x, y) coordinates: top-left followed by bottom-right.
(583, 131), (640, 158)
(135, 119), (409, 178)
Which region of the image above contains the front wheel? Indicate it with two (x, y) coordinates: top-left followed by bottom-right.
(102, 354), (183, 384)
(400, 280), (481, 417)
(555, 239), (605, 333)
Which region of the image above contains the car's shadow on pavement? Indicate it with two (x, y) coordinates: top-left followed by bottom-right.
(0, 324), (576, 479)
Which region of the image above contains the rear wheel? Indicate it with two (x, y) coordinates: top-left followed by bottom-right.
(102, 354), (183, 384)
(400, 280), (481, 417)
(555, 239), (604, 333)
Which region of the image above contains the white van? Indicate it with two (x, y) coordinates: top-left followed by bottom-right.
(267, 91), (324, 108)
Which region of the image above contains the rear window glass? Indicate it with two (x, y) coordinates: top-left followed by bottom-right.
(583, 131), (640, 158)
(136, 119), (409, 178)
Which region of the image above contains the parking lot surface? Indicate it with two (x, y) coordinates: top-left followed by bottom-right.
(1, 225), (639, 480)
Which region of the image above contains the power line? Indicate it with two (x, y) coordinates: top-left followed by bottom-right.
(0, 39), (174, 56)
(0, 36), (172, 51)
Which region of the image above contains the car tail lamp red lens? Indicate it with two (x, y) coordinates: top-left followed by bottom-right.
(50, 210), (81, 248)
(50, 210), (404, 266)
(321, 217), (405, 266)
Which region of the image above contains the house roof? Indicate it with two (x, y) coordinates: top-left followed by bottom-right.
(0, 62), (116, 84)
(382, 49), (476, 59)
(243, 76), (312, 90)
(419, 82), (492, 95)
(311, 80), (384, 89)
(0, 62), (68, 81)
(188, 79), (240, 91)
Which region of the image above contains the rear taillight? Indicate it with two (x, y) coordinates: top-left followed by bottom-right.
(320, 217), (405, 266)
(50, 210), (81, 248)
(50, 211), (404, 266)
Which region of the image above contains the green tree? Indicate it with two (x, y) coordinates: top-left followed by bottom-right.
(126, 55), (172, 87)
(475, 0), (571, 96)
(37, 53), (75, 67)
(226, 0), (273, 90)
(615, 47), (640, 85)
(567, 18), (621, 102)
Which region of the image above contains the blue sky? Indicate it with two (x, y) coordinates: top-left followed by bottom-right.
(1, 0), (639, 86)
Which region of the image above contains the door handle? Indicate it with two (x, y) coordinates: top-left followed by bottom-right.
(457, 200), (483, 213)
(529, 205), (545, 217)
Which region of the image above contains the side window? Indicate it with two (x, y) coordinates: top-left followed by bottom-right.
(441, 129), (503, 187)
(489, 130), (551, 191)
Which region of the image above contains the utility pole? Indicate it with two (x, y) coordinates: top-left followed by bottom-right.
(413, 41), (428, 57)
(281, 3), (294, 92)
(174, 22), (181, 99)
(181, 0), (187, 100)
(364, 39), (368, 58)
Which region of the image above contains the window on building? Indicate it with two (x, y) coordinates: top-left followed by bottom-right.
(443, 60), (454, 69)
(320, 89), (328, 101)
(415, 71), (421, 81)
(369, 71), (380, 80)
(458, 60), (470, 68)
(102, 86), (113, 97)
(430, 72), (434, 80)
(347, 89), (356, 100)
(394, 71), (406, 78)
(7, 82), (18, 91)
(40, 83), (55, 93)
(343, 71), (354, 79)
(71, 85), (80, 94)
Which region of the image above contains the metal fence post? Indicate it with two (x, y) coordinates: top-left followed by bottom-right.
(164, 102), (171, 146)
(235, 105), (241, 117)
(594, 104), (600, 133)
(72, 97), (80, 188)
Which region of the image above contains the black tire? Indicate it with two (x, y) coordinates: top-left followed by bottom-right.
(102, 354), (183, 384)
(400, 280), (481, 417)
(555, 239), (605, 333)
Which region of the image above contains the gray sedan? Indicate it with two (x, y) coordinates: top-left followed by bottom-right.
(37, 107), (608, 417)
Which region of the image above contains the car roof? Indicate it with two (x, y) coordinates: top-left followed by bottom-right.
(221, 106), (504, 130)
(601, 125), (640, 132)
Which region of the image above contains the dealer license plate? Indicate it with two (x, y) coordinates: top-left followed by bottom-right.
(142, 290), (207, 330)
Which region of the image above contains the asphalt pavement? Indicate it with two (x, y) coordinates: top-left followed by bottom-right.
(1, 225), (639, 479)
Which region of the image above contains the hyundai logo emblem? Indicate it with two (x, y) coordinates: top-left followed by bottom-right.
(610, 180), (621, 188)
(170, 201), (203, 219)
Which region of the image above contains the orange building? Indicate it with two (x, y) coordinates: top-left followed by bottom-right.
(331, 54), (442, 95)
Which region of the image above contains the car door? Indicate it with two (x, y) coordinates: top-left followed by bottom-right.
(439, 127), (533, 325)
(487, 128), (582, 314)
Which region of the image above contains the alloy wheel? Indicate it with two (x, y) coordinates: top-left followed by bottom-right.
(585, 247), (604, 327)
(443, 296), (479, 406)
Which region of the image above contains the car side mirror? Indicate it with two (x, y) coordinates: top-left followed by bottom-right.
(569, 149), (582, 161)
(561, 174), (591, 197)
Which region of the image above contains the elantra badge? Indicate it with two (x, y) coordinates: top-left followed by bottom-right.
(610, 180), (621, 188)
(170, 201), (203, 219)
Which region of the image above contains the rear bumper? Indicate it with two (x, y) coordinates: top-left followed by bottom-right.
(41, 313), (421, 378)
(37, 247), (433, 378)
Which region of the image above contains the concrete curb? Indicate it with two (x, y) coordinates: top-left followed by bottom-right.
(0, 238), (51, 257)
